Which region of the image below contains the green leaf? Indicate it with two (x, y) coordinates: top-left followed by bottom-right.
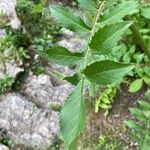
(101, 97), (111, 104)
(50, 5), (90, 35)
(129, 79), (143, 93)
(125, 120), (143, 131)
(138, 100), (150, 111)
(90, 22), (132, 54)
(33, 0), (47, 13)
(68, 138), (78, 150)
(77, 0), (98, 11)
(145, 89), (150, 99)
(141, 7), (150, 19)
(47, 69), (66, 80)
(60, 81), (85, 149)
(64, 74), (81, 85)
(126, 94), (150, 149)
(46, 46), (84, 66)
(143, 76), (150, 86)
(99, 1), (139, 27)
(82, 60), (134, 85)
(105, 0), (119, 8)
(99, 103), (111, 109)
(140, 140), (150, 150)
(129, 108), (147, 121)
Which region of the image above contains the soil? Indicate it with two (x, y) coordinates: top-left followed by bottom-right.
(80, 83), (148, 150)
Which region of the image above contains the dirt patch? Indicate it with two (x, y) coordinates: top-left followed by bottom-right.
(80, 84), (147, 150)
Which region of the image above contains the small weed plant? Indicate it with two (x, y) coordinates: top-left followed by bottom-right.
(125, 89), (150, 150)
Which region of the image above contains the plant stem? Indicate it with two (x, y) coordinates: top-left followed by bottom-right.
(71, 2), (105, 149)
(129, 22), (150, 61)
(84, 1), (105, 67)
(81, 0), (105, 95)
(82, 0), (105, 88)
(75, 2), (105, 148)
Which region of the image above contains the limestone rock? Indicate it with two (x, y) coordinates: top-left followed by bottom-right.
(0, 93), (59, 150)
(58, 30), (85, 53)
(0, 0), (20, 29)
(0, 29), (6, 38)
(0, 49), (24, 79)
(21, 74), (73, 108)
(5, 60), (23, 79)
(0, 144), (9, 150)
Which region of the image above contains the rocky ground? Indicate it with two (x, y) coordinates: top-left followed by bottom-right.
(0, 1), (84, 149)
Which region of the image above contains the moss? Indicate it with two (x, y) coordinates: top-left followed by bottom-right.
(0, 135), (13, 148)
(45, 137), (63, 150)
(95, 134), (123, 150)
(0, 76), (14, 94)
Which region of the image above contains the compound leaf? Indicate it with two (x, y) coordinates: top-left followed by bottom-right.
(126, 93), (150, 150)
(64, 73), (81, 85)
(141, 7), (150, 19)
(60, 81), (85, 149)
(90, 22), (132, 54)
(143, 76), (150, 86)
(50, 5), (90, 35)
(99, 0), (139, 27)
(77, 0), (98, 11)
(145, 89), (150, 99)
(82, 60), (134, 85)
(46, 46), (84, 66)
(125, 120), (143, 131)
(138, 100), (150, 111)
(105, 0), (119, 8)
(129, 108), (147, 121)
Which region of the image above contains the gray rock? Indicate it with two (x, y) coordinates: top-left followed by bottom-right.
(0, 0), (20, 29)
(0, 93), (59, 150)
(0, 29), (6, 38)
(0, 144), (9, 150)
(21, 74), (73, 108)
(5, 60), (23, 79)
(50, 63), (74, 75)
(58, 30), (85, 53)
(0, 49), (24, 79)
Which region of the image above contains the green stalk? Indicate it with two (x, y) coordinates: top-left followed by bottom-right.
(129, 21), (150, 61)
(71, 1), (105, 150)
(84, 1), (105, 67)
